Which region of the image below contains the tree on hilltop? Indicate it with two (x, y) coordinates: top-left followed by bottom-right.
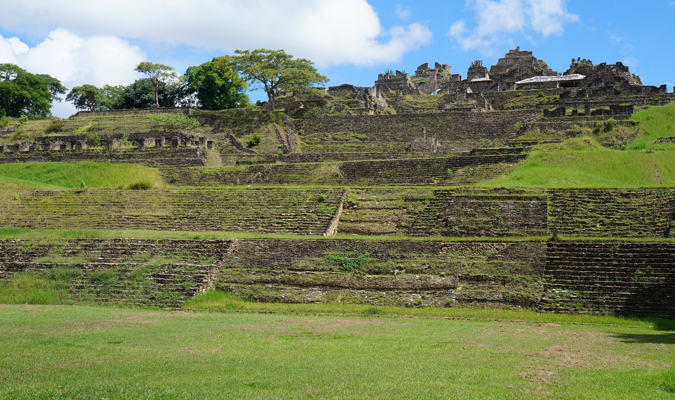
(220, 49), (327, 111)
(134, 62), (176, 108)
(67, 84), (106, 111)
(184, 59), (249, 110)
(0, 64), (64, 118)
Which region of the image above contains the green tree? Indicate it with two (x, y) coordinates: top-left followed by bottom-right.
(101, 84), (126, 110)
(221, 49), (327, 110)
(38, 74), (67, 102)
(66, 84), (106, 111)
(134, 62), (176, 108)
(0, 64), (63, 118)
(123, 78), (183, 109)
(184, 59), (249, 110)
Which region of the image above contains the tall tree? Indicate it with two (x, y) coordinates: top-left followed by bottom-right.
(0, 64), (62, 118)
(66, 85), (106, 111)
(221, 49), (327, 110)
(134, 62), (176, 108)
(184, 59), (249, 110)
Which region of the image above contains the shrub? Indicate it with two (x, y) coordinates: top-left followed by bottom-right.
(326, 250), (372, 272)
(86, 132), (101, 147)
(604, 118), (617, 133)
(0, 116), (12, 128)
(247, 134), (262, 148)
(516, 92), (523, 97)
(44, 118), (66, 133)
(536, 92), (545, 98)
(18, 115), (28, 125)
(127, 181), (153, 190)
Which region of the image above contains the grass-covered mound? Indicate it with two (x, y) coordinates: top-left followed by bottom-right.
(0, 162), (165, 189)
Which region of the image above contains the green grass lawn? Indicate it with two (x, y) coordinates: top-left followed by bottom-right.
(0, 303), (673, 399)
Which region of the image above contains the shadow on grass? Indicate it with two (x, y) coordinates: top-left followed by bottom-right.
(612, 333), (675, 344)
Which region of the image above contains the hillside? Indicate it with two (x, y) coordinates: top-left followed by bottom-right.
(2, 50), (675, 318)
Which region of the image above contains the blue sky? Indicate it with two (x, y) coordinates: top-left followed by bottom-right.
(0, 0), (673, 117)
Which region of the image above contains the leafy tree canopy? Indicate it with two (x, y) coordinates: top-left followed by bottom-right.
(220, 49), (327, 110)
(66, 84), (106, 111)
(123, 78), (184, 109)
(184, 59), (249, 110)
(134, 62), (176, 108)
(0, 64), (63, 118)
(101, 84), (126, 110)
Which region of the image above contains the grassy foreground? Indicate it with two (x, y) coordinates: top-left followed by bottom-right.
(0, 303), (674, 399)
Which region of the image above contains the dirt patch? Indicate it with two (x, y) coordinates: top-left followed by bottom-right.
(517, 366), (566, 386)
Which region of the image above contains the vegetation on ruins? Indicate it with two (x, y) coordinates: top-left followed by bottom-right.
(184, 59), (249, 110)
(0, 64), (65, 118)
(149, 113), (199, 131)
(0, 162), (164, 189)
(134, 62), (177, 108)
(220, 49), (327, 110)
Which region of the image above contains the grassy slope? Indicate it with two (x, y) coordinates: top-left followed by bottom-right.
(628, 101), (675, 150)
(0, 162), (164, 189)
(480, 103), (675, 188)
(1, 304), (673, 399)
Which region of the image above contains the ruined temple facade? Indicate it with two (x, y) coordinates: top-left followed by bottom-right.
(489, 47), (557, 88)
(285, 47), (671, 116)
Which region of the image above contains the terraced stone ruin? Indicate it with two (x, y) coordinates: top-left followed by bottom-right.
(1, 47), (675, 316)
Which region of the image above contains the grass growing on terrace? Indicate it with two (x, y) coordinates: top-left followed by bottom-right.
(628, 101), (675, 150)
(0, 162), (165, 189)
(478, 137), (675, 188)
(0, 303), (674, 399)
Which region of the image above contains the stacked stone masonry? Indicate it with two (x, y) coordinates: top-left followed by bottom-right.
(0, 239), (235, 307)
(0, 188), (344, 236)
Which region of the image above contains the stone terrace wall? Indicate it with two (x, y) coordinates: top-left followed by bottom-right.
(0, 189), (344, 236)
(548, 189), (675, 238)
(0, 239), (235, 307)
(165, 154), (526, 187)
(218, 239), (546, 308)
(72, 107), (195, 118)
(295, 111), (540, 153)
(0, 148), (207, 167)
(542, 242), (675, 318)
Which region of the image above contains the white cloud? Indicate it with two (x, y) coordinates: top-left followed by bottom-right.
(396, 5), (411, 20)
(448, 0), (578, 54)
(0, 0), (432, 67)
(0, 29), (145, 117)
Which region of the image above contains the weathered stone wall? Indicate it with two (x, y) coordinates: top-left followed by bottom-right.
(2, 238), (675, 316)
(0, 188), (344, 236)
(165, 154), (526, 186)
(0, 239), (235, 307)
(72, 107), (195, 118)
(548, 189), (675, 238)
(542, 242), (675, 318)
(218, 239), (546, 308)
(0, 148), (207, 167)
(295, 110), (540, 153)
(409, 189), (548, 237)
